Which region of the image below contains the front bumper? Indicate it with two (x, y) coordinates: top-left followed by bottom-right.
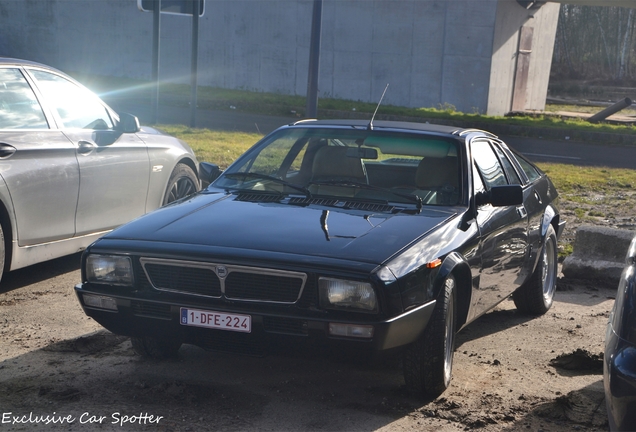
(75, 283), (436, 356)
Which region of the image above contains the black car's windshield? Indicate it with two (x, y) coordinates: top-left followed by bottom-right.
(214, 126), (461, 206)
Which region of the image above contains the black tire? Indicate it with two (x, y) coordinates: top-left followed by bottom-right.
(130, 336), (181, 359)
(403, 275), (457, 398)
(513, 224), (558, 315)
(162, 163), (199, 206)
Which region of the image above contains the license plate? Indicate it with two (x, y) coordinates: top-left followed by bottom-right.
(180, 308), (251, 333)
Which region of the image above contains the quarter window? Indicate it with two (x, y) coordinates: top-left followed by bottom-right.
(492, 143), (521, 185)
(28, 69), (113, 130)
(0, 68), (48, 129)
(515, 153), (542, 182)
(471, 140), (507, 189)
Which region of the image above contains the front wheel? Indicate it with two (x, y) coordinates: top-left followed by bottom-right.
(513, 224), (558, 315)
(403, 275), (456, 398)
(162, 163), (199, 206)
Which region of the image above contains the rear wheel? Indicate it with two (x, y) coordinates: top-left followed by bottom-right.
(131, 336), (181, 359)
(403, 275), (456, 397)
(513, 224), (558, 315)
(162, 163), (199, 205)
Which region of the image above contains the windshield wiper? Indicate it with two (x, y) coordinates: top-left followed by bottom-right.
(308, 179), (423, 211)
(224, 172), (312, 197)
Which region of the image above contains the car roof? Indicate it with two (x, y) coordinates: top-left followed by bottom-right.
(289, 119), (496, 139)
(0, 57), (54, 69)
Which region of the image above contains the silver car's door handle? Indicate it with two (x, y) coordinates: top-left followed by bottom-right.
(77, 140), (97, 155)
(516, 205), (528, 218)
(0, 143), (16, 159)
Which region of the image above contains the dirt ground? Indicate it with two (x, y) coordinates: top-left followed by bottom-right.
(0, 249), (617, 432)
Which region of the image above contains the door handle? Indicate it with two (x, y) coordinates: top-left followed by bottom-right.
(516, 205), (527, 218)
(0, 143), (16, 159)
(77, 140), (96, 155)
(534, 190), (542, 204)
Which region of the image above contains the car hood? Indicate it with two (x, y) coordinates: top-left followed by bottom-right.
(106, 191), (458, 265)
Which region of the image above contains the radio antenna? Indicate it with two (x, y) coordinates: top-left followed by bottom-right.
(367, 83), (389, 130)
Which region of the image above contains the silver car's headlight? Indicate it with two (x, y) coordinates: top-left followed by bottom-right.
(86, 254), (133, 286)
(318, 277), (377, 312)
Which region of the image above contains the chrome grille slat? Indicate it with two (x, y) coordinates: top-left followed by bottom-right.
(139, 258), (306, 304)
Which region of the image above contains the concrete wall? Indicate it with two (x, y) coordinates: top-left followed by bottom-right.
(0, 0), (559, 115)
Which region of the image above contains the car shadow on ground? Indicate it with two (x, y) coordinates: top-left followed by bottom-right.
(0, 330), (424, 431)
(0, 252), (81, 294)
(455, 303), (537, 348)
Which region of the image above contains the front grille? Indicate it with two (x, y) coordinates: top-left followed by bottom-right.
(139, 258), (306, 304)
(225, 272), (302, 303)
(131, 301), (172, 320)
(144, 263), (222, 297)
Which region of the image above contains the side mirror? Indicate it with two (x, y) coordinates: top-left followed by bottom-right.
(199, 162), (222, 188)
(476, 185), (523, 207)
(116, 112), (140, 133)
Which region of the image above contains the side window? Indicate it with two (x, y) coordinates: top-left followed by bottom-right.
(514, 153), (542, 182)
(473, 162), (486, 195)
(28, 69), (113, 130)
(492, 143), (521, 185)
(0, 68), (48, 129)
(471, 140), (507, 189)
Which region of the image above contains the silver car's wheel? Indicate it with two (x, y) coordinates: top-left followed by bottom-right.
(403, 275), (457, 397)
(162, 164), (199, 205)
(513, 224), (558, 315)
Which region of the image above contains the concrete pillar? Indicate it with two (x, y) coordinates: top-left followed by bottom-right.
(487, 0), (560, 116)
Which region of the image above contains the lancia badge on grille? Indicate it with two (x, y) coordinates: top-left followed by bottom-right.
(216, 266), (228, 278)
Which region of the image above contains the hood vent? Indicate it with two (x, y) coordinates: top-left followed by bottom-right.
(289, 197), (338, 206)
(343, 202), (394, 212)
(288, 197), (394, 213)
(236, 193), (282, 203)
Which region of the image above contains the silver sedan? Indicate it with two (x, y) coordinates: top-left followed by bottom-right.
(0, 57), (200, 282)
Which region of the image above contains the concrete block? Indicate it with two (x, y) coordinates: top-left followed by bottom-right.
(562, 226), (635, 284)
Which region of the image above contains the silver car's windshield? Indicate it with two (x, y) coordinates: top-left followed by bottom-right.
(215, 127), (461, 206)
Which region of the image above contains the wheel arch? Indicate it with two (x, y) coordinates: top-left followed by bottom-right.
(177, 156), (198, 179)
(0, 197), (14, 274)
(542, 204), (559, 239)
(435, 252), (472, 328)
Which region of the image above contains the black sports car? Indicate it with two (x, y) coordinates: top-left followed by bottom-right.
(604, 234), (636, 431)
(75, 120), (565, 397)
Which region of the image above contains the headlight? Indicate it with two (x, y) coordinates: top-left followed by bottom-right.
(318, 277), (377, 312)
(86, 254), (133, 286)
